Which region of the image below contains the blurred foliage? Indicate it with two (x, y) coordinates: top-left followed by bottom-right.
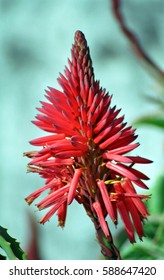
(111, 0), (164, 260)
(115, 74), (164, 259)
(134, 114), (164, 129)
(0, 226), (27, 260)
(134, 90), (164, 130)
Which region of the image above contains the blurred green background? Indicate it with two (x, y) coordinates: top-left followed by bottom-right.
(0, 0), (164, 259)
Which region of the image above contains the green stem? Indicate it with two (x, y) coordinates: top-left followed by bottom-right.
(93, 219), (121, 260)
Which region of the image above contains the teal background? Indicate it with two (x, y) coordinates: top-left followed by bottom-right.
(0, 0), (163, 259)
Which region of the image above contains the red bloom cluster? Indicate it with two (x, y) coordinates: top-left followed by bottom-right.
(24, 31), (151, 243)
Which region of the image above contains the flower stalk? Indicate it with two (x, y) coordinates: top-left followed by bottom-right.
(93, 219), (121, 260)
(111, 0), (164, 80)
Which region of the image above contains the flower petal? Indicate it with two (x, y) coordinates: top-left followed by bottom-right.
(29, 134), (65, 146)
(92, 201), (109, 238)
(67, 169), (82, 205)
(37, 184), (70, 210)
(121, 179), (149, 216)
(103, 152), (133, 163)
(127, 156), (153, 164)
(25, 178), (61, 205)
(125, 198), (144, 239)
(97, 180), (116, 222)
(55, 150), (83, 159)
(39, 196), (67, 224)
(57, 201), (67, 227)
(99, 132), (121, 150)
(106, 162), (138, 181)
(117, 200), (135, 243)
(109, 143), (140, 155)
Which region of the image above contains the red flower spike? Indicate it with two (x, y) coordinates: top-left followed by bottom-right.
(25, 31), (152, 259)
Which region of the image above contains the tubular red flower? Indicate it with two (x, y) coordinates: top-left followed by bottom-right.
(29, 134), (65, 146)
(103, 152), (133, 163)
(57, 201), (67, 227)
(39, 195), (67, 225)
(110, 181), (150, 241)
(67, 169), (82, 205)
(92, 201), (110, 238)
(25, 178), (61, 205)
(106, 162), (138, 181)
(25, 30), (151, 245)
(117, 200), (135, 243)
(125, 198), (144, 239)
(121, 178), (149, 217)
(36, 184), (70, 210)
(97, 180), (116, 222)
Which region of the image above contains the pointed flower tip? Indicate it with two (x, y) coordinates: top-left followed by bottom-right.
(75, 30), (85, 41)
(74, 30), (87, 51)
(39, 218), (45, 225)
(58, 220), (65, 227)
(37, 205), (44, 211)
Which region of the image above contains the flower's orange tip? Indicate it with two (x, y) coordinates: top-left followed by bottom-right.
(25, 197), (34, 205)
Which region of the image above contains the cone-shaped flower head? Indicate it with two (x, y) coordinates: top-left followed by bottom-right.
(24, 31), (151, 243)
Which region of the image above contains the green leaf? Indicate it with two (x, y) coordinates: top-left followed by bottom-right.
(134, 114), (164, 129)
(122, 239), (164, 260)
(143, 95), (164, 108)
(0, 226), (27, 260)
(114, 228), (129, 249)
(0, 254), (7, 260)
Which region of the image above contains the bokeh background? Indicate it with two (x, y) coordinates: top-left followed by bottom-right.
(0, 0), (164, 259)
